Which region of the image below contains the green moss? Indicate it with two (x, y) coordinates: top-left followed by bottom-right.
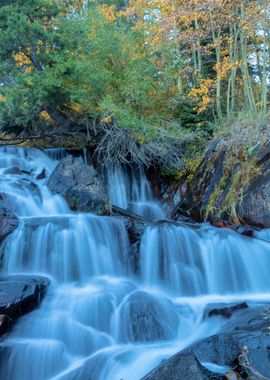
(205, 176), (228, 218)
(72, 198), (79, 211)
(222, 160), (261, 212)
(177, 156), (202, 183)
(205, 151), (261, 221)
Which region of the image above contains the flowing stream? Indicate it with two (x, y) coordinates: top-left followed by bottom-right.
(1, 147), (270, 380)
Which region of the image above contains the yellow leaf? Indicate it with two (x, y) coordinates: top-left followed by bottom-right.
(102, 116), (112, 124)
(39, 111), (54, 124)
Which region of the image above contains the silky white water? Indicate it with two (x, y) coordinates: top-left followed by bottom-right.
(106, 165), (166, 221)
(1, 146), (270, 380)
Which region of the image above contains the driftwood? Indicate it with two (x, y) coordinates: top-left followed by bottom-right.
(111, 204), (144, 221)
(237, 346), (268, 380)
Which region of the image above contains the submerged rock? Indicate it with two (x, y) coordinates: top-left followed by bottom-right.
(204, 302), (248, 319)
(36, 168), (46, 180)
(0, 275), (50, 336)
(0, 194), (18, 242)
(3, 166), (22, 175)
(48, 155), (108, 213)
(116, 290), (179, 343)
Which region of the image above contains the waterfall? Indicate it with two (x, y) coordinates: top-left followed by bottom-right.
(106, 165), (166, 221)
(43, 148), (68, 162)
(1, 215), (130, 282)
(0, 147), (69, 216)
(1, 146), (270, 380)
(140, 222), (270, 295)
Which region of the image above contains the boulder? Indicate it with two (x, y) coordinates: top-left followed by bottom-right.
(142, 351), (224, 380)
(0, 275), (50, 336)
(47, 156), (108, 213)
(143, 306), (270, 380)
(116, 290), (179, 343)
(0, 194), (18, 242)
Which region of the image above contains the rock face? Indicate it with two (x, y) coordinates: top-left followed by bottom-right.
(175, 137), (270, 228)
(143, 307), (270, 380)
(0, 194), (19, 242)
(0, 275), (50, 336)
(237, 161), (270, 227)
(48, 156), (108, 213)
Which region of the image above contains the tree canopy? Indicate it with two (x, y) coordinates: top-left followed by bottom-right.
(0, 0), (269, 165)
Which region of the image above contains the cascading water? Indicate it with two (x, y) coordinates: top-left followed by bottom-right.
(1, 146), (270, 380)
(106, 165), (166, 221)
(140, 222), (270, 295)
(0, 147), (69, 216)
(44, 148), (68, 161)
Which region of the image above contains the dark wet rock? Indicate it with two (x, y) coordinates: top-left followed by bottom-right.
(191, 333), (241, 368)
(0, 275), (50, 336)
(142, 350), (224, 380)
(3, 166), (22, 175)
(121, 216), (146, 275)
(171, 136), (270, 228)
(117, 290), (179, 343)
(237, 161), (270, 228)
(0, 194), (19, 242)
(127, 221), (146, 275)
(205, 302), (248, 319)
(36, 168), (46, 180)
(48, 155), (108, 213)
(175, 139), (229, 222)
(235, 226), (255, 237)
(144, 307), (270, 380)
(21, 169), (32, 175)
(191, 310), (270, 379)
(124, 217), (146, 244)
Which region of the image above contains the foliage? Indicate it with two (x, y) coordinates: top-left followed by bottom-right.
(0, 0), (269, 165)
